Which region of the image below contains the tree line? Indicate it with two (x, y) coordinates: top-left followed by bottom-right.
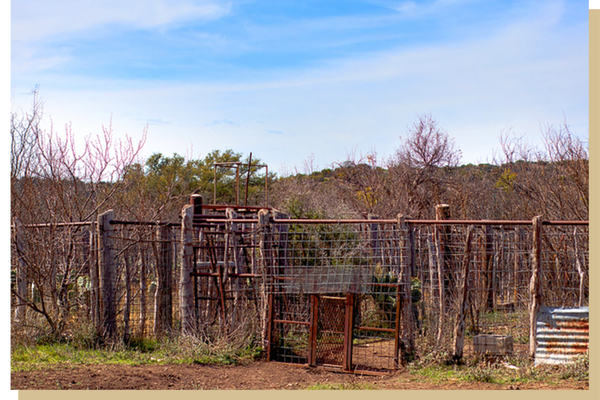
(11, 91), (588, 227)
(271, 115), (588, 222)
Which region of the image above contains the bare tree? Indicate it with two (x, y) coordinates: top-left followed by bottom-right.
(494, 122), (588, 220)
(383, 115), (462, 218)
(11, 90), (146, 338)
(396, 114), (461, 170)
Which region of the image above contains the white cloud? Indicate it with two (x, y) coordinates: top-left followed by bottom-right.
(12, 0), (232, 43)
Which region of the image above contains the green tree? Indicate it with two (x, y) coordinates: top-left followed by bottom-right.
(119, 149), (275, 220)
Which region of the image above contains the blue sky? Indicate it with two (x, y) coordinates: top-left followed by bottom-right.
(10, 0), (589, 174)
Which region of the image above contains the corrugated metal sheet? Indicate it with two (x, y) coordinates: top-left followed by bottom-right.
(535, 306), (589, 365)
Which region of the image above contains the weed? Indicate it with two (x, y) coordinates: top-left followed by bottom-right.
(461, 365), (496, 383)
(559, 353), (589, 381)
(408, 364), (459, 383)
(126, 337), (160, 353)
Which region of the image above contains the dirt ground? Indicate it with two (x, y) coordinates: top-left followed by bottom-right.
(11, 361), (589, 390)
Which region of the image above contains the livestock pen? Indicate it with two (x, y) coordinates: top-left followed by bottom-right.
(11, 196), (588, 374)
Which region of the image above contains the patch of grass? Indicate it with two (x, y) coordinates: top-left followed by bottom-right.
(11, 343), (156, 372)
(11, 337), (262, 372)
(126, 337), (160, 353)
(404, 351), (589, 387)
(192, 348), (256, 366)
(306, 382), (377, 390)
(460, 364), (497, 383)
(408, 364), (460, 383)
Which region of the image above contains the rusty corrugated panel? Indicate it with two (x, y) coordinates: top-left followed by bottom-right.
(535, 306), (589, 365)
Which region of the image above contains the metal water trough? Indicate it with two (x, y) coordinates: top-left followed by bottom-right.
(535, 306), (589, 365)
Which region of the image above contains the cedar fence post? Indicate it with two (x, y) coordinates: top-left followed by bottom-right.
(257, 209), (272, 353)
(98, 210), (117, 340)
(434, 204), (449, 346)
(180, 202), (196, 335)
(573, 228), (586, 308)
(452, 225), (474, 360)
(529, 215), (543, 358)
(397, 214), (414, 362)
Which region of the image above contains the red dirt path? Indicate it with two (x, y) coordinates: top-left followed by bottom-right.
(11, 361), (589, 390)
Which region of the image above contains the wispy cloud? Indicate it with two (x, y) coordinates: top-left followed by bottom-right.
(12, 1), (232, 43)
(10, 0), (587, 172)
(205, 119), (241, 127)
(12, 1), (233, 74)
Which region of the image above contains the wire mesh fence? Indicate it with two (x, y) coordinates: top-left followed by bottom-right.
(11, 207), (588, 372)
(109, 224), (182, 340)
(11, 220), (185, 342)
(264, 220), (407, 294)
(409, 222), (588, 358)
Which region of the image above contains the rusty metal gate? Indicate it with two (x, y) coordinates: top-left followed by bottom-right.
(269, 292), (401, 374)
(268, 293), (355, 370)
(312, 294), (354, 370)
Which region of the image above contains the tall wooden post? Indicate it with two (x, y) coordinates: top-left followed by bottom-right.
(258, 209), (271, 351)
(452, 225), (474, 360)
(180, 203), (196, 335)
(434, 204), (449, 346)
(573, 228), (586, 308)
(397, 214), (414, 361)
(529, 216), (543, 358)
(98, 210), (116, 340)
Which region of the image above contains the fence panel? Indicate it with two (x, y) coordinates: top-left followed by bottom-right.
(11, 213), (588, 368)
